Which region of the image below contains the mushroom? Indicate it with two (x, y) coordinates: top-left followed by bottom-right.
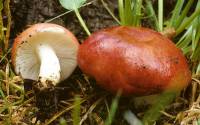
(78, 26), (191, 95)
(12, 23), (79, 89)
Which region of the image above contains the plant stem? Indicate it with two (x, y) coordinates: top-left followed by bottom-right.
(145, 0), (159, 31)
(105, 91), (121, 125)
(125, 0), (133, 25)
(101, 0), (121, 25)
(0, 82), (5, 99)
(134, 0), (142, 26)
(174, 0), (194, 29)
(158, 0), (163, 31)
(169, 0), (184, 28)
(72, 95), (81, 125)
(0, 0), (4, 51)
(196, 62), (200, 75)
(10, 82), (24, 92)
(74, 8), (91, 36)
(176, 7), (200, 36)
(4, 0), (11, 51)
(176, 26), (192, 48)
(0, 48), (11, 63)
(118, 0), (125, 25)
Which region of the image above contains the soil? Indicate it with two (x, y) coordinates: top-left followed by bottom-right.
(11, 0), (118, 42)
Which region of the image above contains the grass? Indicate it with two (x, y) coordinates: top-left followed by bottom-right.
(118, 0), (142, 26)
(104, 91), (121, 125)
(0, 0), (200, 125)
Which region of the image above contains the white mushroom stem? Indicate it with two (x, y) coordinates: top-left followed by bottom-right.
(36, 44), (61, 87)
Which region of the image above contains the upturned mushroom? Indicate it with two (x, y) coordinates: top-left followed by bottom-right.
(12, 23), (79, 89)
(78, 26), (191, 95)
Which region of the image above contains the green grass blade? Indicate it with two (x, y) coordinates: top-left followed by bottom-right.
(72, 95), (81, 125)
(136, 0), (142, 26)
(158, 0), (163, 31)
(182, 46), (191, 55)
(176, 26), (192, 48)
(196, 62), (200, 75)
(59, 118), (68, 125)
(176, 3), (200, 36)
(118, 0), (125, 25)
(169, 0), (184, 27)
(0, 0), (4, 50)
(104, 91), (121, 125)
(194, 24), (200, 48)
(4, 0), (11, 51)
(179, 35), (192, 49)
(174, 0), (194, 29)
(0, 71), (5, 99)
(0, 0), (2, 15)
(145, 0), (159, 31)
(190, 0), (200, 62)
(192, 5), (200, 50)
(191, 21), (198, 50)
(191, 44), (200, 62)
(0, 84), (5, 99)
(192, 33), (200, 59)
(118, 0), (142, 26)
(142, 91), (177, 125)
(132, 0), (142, 26)
(124, 0), (133, 25)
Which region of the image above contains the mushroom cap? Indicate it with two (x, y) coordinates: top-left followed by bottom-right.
(12, 23), (79, 81)
(78, 26), (191, 95)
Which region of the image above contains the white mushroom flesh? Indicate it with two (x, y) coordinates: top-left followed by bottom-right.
(36, 44), (61, 87)
(14, 27), (78, 86)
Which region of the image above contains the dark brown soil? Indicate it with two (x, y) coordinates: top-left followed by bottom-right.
(11, 0), (118, 42)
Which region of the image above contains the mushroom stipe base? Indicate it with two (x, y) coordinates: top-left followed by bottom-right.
(37, 77), (56, 90)
(33, 83), (70, 121)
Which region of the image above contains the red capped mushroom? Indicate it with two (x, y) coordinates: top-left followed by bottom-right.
(78, 26), (191, 95)
(12, 23), (79, 88)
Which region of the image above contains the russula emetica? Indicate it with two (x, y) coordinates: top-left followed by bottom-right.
(12, 23), (79, 88)
(78, 26), (191, 95)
